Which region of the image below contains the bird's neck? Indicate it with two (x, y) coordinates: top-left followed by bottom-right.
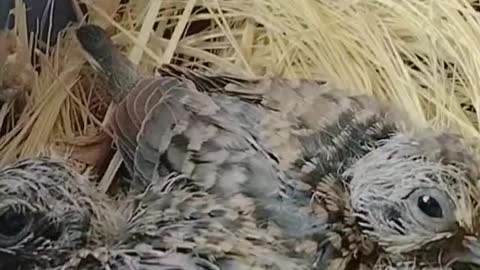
(276, 110), (401, 268)
(293, 109), (400, 192)
(97, 50), (142, 103)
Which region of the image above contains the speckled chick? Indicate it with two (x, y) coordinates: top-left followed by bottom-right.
(75, 23), (480, 270)
(0, 157), (117, 269)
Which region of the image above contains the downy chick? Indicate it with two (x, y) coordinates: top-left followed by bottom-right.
(75, 24), (480, 269)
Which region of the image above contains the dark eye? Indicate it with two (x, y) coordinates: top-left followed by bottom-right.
(0, 208), (33, 246)
(417, 195), (443, 218)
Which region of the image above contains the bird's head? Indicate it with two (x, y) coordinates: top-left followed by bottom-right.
(75, 24), (142, 103)
(75, 24), (114, 71)
(345, 131), (480, 268)
(0, 157), (109, 269)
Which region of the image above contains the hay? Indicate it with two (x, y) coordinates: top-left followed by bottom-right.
(1, 0), (480, 186)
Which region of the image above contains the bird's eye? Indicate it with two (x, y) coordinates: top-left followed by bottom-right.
(402, 188), (457, 233)
(417, 195), (443, 218)
(0, 207), (33, 246)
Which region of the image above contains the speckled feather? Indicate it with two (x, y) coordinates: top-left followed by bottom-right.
(0, 157), (119, 269)
(75, 24), (480, 270)
(0, 158), (317, 270)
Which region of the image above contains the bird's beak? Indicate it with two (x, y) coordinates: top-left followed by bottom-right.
(451, 236), (480, 266)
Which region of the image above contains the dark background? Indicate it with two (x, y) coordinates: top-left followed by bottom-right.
(1, 0), (82, 47)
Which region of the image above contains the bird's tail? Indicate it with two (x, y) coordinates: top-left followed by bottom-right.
(75, 24), (141, 103)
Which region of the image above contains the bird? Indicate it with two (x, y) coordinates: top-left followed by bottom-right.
(75, 23), (480, 269)
(58, 173), (318, 270)
(0, 156), (314, 270)
(0, 157), (119, 269)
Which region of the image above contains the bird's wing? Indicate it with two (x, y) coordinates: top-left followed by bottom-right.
(111, 73), (333, 243)
(116, 175), (315, 270)
(154, 65), (413, 171)
(111, 74), (285, 206)
(57, 243), (310, 270)
(56, 247), (220, 270)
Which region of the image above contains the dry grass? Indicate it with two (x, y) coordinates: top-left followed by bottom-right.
(2, 0), (480, 186)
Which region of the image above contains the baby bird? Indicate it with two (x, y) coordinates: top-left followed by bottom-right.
(75, 23), (480, 269)
(0, 157), (116, 269)
(0, 157), (314, 270)
(59, 173), (317, 270)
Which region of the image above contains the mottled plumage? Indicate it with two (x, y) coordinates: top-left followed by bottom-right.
(0, 158), (314, 270)
(59, 174), (316, 270)
(0, 157), (117, 269)
(75, 23), (480, 269)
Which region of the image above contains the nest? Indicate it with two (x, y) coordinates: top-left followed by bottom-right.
(1, 0), (480, 191)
